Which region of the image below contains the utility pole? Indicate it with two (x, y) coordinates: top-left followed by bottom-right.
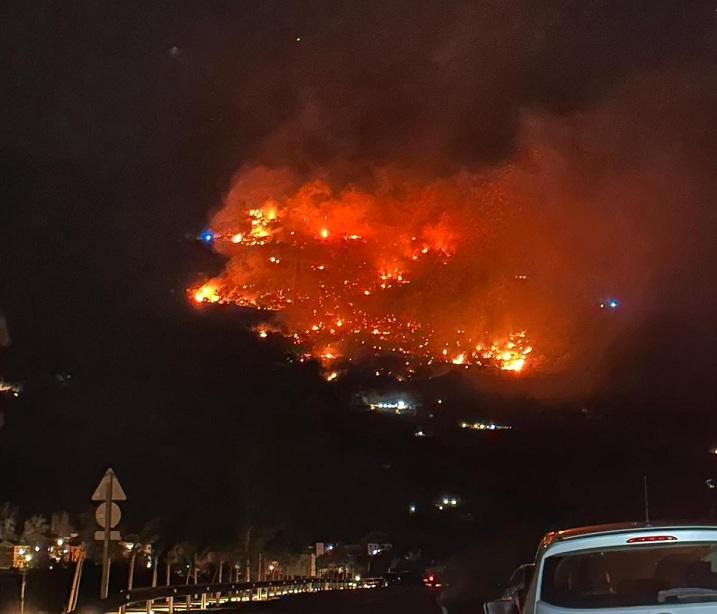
(643, 475), (650, 523)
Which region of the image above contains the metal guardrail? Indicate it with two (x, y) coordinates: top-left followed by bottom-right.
(97, 577), (385, 614)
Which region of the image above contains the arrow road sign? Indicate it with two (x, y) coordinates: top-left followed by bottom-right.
(91, 468), (127, 501)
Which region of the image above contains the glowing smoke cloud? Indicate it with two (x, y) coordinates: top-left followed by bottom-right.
(186, 3), (716, 398)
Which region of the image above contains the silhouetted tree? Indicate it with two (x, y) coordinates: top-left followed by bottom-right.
(165, 542), (196, 584)
(22, 514), (49, 546)
(0, 502), (18, 541)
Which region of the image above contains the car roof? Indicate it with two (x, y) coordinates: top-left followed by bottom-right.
(542, 521), (717, 547)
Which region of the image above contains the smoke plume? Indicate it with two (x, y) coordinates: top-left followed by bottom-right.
(196, 1), (717, 400)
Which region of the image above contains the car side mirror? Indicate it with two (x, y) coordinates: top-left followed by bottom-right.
(484, 599), (519, 614)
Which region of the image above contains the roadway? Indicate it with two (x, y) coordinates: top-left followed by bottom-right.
(229, 585), (445, 614)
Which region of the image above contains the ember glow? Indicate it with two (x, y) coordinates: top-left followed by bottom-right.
(188, 167), (542, 377)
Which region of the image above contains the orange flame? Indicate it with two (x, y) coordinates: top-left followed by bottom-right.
(189, 167), (539, 377)
(192, 282), (221, 304)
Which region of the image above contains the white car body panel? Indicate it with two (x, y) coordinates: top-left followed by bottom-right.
(522, 525), (717, 614)
(537, 599), (717, 614)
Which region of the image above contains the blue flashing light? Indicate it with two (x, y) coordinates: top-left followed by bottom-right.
(600, 298), (619, 310)
(199, 230), (214, 245)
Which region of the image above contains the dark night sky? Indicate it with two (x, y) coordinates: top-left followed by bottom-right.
(1, 1), (717, 553)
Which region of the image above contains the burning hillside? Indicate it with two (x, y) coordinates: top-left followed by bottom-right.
(187, 52), (716, 393)
(188, 164), (551, 377)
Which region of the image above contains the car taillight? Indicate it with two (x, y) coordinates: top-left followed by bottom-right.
(626, 535), (677, 543)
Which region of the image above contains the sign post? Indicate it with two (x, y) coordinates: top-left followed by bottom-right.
(92, 468), (126, 599)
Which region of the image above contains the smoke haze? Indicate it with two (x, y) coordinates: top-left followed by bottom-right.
(201, 1), (716, 400)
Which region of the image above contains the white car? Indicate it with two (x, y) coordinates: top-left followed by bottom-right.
(486, 523), (717, 614)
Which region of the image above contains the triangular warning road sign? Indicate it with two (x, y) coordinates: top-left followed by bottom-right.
(91, 468), (127, 501)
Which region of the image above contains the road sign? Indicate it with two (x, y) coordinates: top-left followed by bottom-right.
(91, 468), (127, 501)
(92, 468), (127, 599)
(95, 502), (121, 529)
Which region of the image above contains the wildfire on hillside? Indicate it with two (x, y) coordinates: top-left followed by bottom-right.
(188, 167), (540, 378)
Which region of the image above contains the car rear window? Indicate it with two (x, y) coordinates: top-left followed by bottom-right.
(541, 543), (717, 608)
